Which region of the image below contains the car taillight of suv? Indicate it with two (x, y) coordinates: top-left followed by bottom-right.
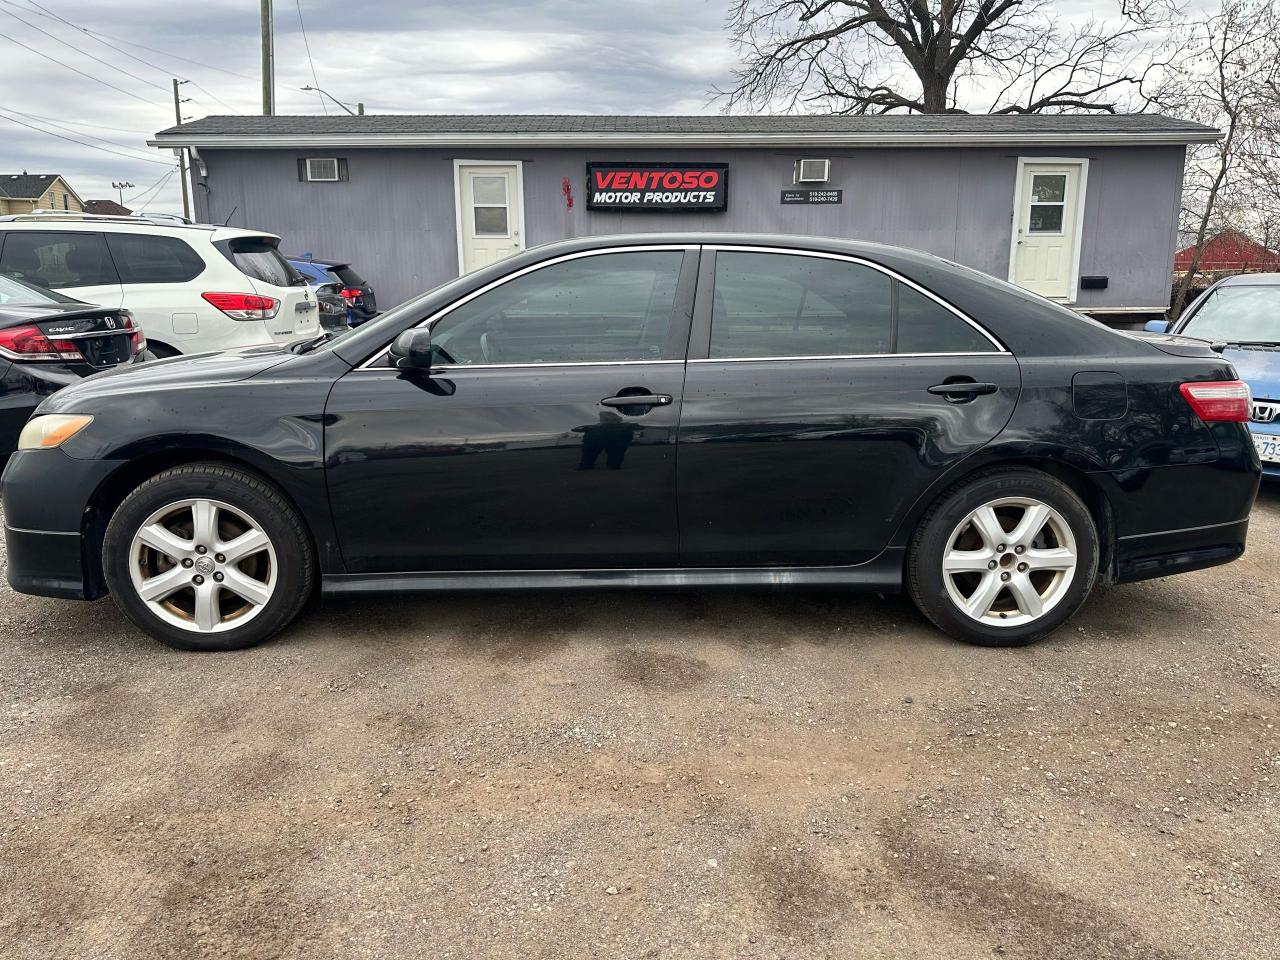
(201, 292), (281, 321)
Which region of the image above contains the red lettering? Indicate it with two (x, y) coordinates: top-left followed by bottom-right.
(698, 171), (719, 189)
(681, 171), (699, 189)
(661, 171), (681, 189)
(594, 171), (615, 189)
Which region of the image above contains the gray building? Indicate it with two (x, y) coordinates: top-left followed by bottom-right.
(150, 114), (1218, 315)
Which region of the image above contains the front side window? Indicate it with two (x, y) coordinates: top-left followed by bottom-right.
(709, 251), (995, 358)
(428, 251), (683, 365)
(0, 231), (118, 288)
(1180, 286), (1280, 344)
(106, 233), (206, 284)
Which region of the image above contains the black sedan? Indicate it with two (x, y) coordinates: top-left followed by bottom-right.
(0, 235), (1260, 651)
(0, 272), (145, 461)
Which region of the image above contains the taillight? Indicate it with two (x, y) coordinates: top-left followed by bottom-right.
(0, 324), (83, 362)
(339, 287), (362, 303)
(121, 310), (146, 355)
(201, 292), (280, 320)
(1179, 380), (1251, 422)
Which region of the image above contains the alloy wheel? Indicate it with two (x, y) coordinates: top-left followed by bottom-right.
(128, 498), (278, 633)
(941, 496), (1078, 627)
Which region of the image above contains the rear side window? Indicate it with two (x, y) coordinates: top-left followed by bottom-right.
(0, 230), (118, 288)
(219, 237), (300, 287)
(105, 233), (205, 284)
(895, 283), (997, 353)
(710, 252), (892, 358)
(709, 251), (996, 358)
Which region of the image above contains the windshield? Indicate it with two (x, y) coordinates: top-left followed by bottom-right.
(0, 271), (74, 305)
(1180, 286), (1280, 343)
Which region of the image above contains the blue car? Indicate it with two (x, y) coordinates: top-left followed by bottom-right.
(288, 256), (379, 327)
(1147, 272), (1280, 478)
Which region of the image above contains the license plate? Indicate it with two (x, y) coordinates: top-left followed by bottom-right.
(1254, 434), (1280, 463)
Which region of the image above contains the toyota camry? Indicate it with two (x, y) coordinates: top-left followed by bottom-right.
(0, 235), (1260, 651)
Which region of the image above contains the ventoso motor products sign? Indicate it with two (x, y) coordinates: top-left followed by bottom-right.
(586, 162), (728, 212)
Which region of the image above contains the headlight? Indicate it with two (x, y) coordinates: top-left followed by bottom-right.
(17, 414), (94, 451)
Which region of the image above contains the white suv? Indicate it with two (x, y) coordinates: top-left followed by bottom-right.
(0, 212), (319, 356)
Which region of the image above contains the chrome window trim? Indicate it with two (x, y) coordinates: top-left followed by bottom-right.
(359, 359), (684, 374)
(705, 244), (1009, 354)
(690, 351), (1009, 364)
(355, 244), (697, 371)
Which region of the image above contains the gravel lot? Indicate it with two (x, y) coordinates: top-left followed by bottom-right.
(1, 487), (1277, 960)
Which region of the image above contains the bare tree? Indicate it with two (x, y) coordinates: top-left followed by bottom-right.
(720, 1), (1182, 115)
(1154, 0), (1280, 318)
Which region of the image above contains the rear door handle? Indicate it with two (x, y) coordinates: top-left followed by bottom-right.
(928, 381), (999, 401)
(600, 393), (673, 409)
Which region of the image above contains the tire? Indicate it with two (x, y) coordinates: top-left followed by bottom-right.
(907, 467), (1099, 647)
(102, 463), (315, 651)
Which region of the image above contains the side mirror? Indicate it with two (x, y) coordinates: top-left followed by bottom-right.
(1143, 319), (1171, 334)
(388, 328), (433, 370)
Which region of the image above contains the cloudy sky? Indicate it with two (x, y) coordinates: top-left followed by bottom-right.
(0, 0), (737, 214)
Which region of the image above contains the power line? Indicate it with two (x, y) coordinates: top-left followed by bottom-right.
(0, 108), (175, 166)
(131, 168), (178, 211)
(123, 168), (177, 204)
(185, 79), (240, 116)
(0, 5), (170, 94)
(0, 0), (241, 116)
(295, 0), (327, 115)
(0, 106), (158, 154)
(14, 0), (254, 80)
(0, 33), (167, 109)
(0, 108), (151, 135)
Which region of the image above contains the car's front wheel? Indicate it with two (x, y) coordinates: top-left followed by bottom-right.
(102, 463), (314, 651)
(907, 468), (1099, 646)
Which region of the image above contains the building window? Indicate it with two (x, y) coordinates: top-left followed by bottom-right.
(299, 157), (345, 182)
(62, 192), (69, 210)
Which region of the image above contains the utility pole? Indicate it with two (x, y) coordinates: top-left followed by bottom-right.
(260, 0), (275, 114)
(172, 78), (191, 221)
(111, 181), (134, 205)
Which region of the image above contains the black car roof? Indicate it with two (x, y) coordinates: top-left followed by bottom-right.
(333, 232), (1136, 364)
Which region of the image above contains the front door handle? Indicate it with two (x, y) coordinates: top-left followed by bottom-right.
(600, 393), (673, 409)
(928, 381), (999, 402)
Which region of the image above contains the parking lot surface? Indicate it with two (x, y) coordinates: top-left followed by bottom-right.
(1, 489), (1277, 960)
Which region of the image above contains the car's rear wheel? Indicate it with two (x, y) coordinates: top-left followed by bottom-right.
(907, 468), (1099, 647)
(102, 463), (314, 651)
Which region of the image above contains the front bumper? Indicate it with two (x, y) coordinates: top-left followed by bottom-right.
(2, 449), (123, 600)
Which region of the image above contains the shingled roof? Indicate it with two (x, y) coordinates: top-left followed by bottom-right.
(0, 173), (66, 199)
(150, 113), (1220, 149)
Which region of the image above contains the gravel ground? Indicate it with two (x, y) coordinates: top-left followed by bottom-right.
(0, 488), (1276, 960)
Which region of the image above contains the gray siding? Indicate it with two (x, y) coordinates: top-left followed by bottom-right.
(194, 144), (1185, 311)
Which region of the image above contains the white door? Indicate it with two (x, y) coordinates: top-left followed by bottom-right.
(456, 163), (523, 273)
(1011, 161), (1085, 301)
